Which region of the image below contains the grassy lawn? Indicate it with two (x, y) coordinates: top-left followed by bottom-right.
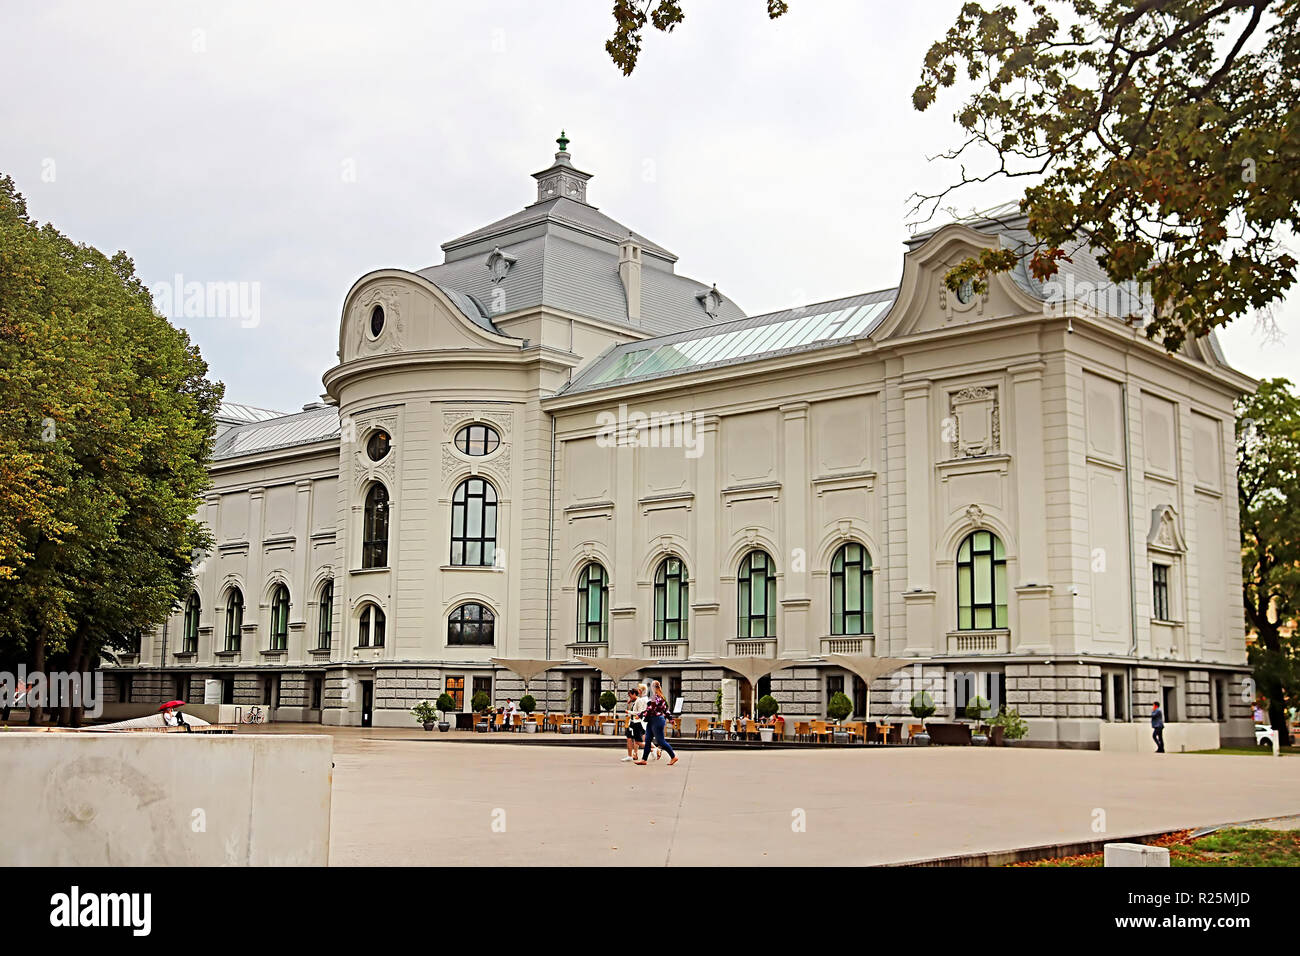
(1015, 828), (1300, 867)
(1185, 746), (1300, 756)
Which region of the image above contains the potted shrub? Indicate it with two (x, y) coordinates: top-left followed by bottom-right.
(909, 690), (936, 746)
(828, 692), (853, 740)
(756, 694), (779, 742)
(988, 707), (1028, 746)
(435, 693), (455, 732)
(965, 695), (993, 744)
(520, 694), (537, 733)
(412, 699), (438, 731)
(599, 690), (617, 733)
(471, 690), (490, 732)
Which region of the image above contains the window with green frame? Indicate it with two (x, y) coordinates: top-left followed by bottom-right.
(576, 563), (608, 643)
(182, 592), (200, 653)
(738, 550), (777, 638)
(269, 584), (290, 650)
(830, 542), (873, 635)
(653, 556), (689, 642)
(956, 530), (1007, 630)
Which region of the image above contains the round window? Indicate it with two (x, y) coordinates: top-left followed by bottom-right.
(366, 430), (391, 461)
(454, 423), (501, 456)
(369, 305), (386, 337)
(955, 279), (975, 305)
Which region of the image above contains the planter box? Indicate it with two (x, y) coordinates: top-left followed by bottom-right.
(559, 724), (574, 734)
(601, 723), (616, 735)
(522, 722), (538, 734)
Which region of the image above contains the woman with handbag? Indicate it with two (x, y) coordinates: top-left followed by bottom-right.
(635, 680), (678, 766)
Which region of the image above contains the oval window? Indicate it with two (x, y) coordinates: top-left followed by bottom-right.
(454, 423), (501, 456)
(366, 429), (391, 461)
(369, 305), (385, 337)
(955, 279), (975, 305)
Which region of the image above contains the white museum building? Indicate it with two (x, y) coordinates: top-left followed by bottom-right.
(107, 138), (1256, 747)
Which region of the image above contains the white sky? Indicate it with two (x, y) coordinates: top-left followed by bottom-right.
(1, 0), (1292, 411)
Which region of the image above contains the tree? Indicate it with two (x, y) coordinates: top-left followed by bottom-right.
(1238, 378), (1300, 745)
(605, 0), (789, 75)
(0, 175), (221, 723)
(912, 1), (1300, 350)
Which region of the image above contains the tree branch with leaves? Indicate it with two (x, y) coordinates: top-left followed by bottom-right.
(913, 0), (1300, 350)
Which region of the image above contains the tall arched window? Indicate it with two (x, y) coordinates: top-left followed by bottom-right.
(267, 584), (289, 650)
(448, 603), (496, 646)
(830, 543), (873, 636)
(738, 550), (777, 639)
(575, 563), (609, 643)
(182, 592), (200, 653)
(362, 483), (389, 568)
(957, 530), (1008, 630)
(450, 477), (498, 567)
(654, 556), (689, 642)
(317, 580), (334, 650)
(358, 603), (385, 647)
(224, 588), (243, 652)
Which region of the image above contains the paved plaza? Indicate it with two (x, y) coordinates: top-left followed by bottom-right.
(251, 727), (1300, 866)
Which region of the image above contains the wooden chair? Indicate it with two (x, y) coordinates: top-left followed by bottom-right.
(511, 714), (523, 730)
(795, 721), (811, 742)
(581, 715), (598, 734)
(745, 719), (760, 740)
(810, 720), (830, 742)
(907, 722), (926, 743)
(695, 718), (709, 738)
(842, 722), (863, 742)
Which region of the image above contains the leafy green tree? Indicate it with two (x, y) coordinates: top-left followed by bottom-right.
(913, 1), (1300, 350)
(1238, 378), (1300, 745)
(0, 175), (221, 723)
(606, 0), (789, 75)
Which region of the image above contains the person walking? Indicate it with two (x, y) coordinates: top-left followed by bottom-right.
(635, 679), (678, 766)
(1150, 700), (1165, 753)
(622, 687), (644, 761)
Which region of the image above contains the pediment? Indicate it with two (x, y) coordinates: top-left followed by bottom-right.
(870, 224), (1044, 342)
(1147, 504), (1187, 554)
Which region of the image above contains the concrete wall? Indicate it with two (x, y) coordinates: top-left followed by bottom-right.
(1099, 721), (1220, 753)
(0, 733), (332, 865)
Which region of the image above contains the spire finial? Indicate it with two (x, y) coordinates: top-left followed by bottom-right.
(556, 129), (569, 152)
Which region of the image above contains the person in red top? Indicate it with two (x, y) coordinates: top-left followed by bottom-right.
(634, 680), (678, 766)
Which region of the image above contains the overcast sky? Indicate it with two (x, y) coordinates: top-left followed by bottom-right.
(2, 0), (1292, 411)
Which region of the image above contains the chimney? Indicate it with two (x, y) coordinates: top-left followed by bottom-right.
(619, 236), (642, 323)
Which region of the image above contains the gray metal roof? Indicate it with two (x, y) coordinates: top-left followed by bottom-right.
(419, 229), (744, 336)
(561, 288), (897, 395)
(212, 404), (341, 461)
(216, 401), (288, 425)
(442, 197), (676, 262)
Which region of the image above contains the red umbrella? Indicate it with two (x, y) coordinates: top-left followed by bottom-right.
(158, 700), (185, 711)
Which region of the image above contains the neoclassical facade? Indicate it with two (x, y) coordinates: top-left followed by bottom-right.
(109, 139), (1256, 746)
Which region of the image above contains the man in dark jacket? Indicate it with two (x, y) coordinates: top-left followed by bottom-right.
(1150, 701), (1165, 753)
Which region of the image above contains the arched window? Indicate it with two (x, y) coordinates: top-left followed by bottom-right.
(576, 563), (609, 643)
(450, 477), (497, 567)
(957, 530), (1007, 630)
(830, 543), (873, 636)
(454, 423), (501, 456)
(654, 556), (689, 642)
(317, 580), (333, 650)
(362, 483), (389, 568)
(269, 584), (289, 650)
(448, 603), (496, 646)
(224, 588), (243, 652)
(738, 550), (777, 639)
(180, 592), (200, 653)
(358, 603), (385, 648)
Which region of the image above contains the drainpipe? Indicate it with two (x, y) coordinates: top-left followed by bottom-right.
(1122, 381), (1138, 722)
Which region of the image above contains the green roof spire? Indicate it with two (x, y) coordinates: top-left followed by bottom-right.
(556, 129), (569, 152)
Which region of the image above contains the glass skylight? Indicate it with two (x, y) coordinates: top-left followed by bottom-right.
(587, 298), (892, 388)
